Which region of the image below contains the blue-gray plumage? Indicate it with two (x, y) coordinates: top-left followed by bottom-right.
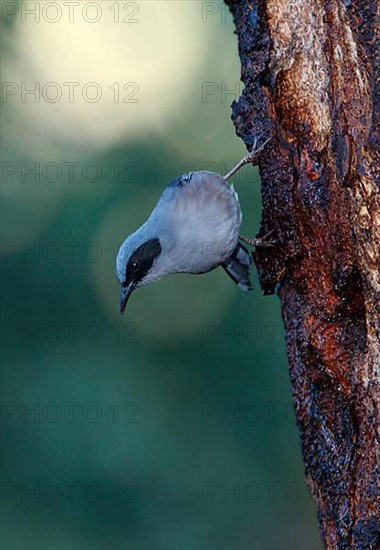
(116, 145), (269, 314)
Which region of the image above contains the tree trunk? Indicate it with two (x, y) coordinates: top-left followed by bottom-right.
(225, 1), (380, 548)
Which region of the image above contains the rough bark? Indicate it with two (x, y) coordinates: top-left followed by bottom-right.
(225, 1), (380, 548)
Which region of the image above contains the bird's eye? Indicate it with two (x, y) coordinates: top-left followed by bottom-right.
(130, 260), (140, 271)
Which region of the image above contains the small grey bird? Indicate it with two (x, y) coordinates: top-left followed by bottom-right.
(116, 144), (270, 314)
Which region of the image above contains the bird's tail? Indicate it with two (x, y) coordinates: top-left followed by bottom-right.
(222, 243), (253, 291)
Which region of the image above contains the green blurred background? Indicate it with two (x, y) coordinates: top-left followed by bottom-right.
(1, 1), (322, 548)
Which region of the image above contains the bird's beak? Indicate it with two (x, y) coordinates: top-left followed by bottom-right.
(120, 282), (136, 315)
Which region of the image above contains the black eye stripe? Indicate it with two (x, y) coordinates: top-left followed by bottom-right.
(124, 238), (162, 286)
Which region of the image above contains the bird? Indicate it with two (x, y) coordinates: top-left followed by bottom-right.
(116, 141), (271, 314)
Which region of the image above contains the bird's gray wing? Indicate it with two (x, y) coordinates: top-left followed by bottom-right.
(221, 243), (253, 292)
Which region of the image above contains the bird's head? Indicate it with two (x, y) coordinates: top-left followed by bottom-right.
(116, 232), (162, 314)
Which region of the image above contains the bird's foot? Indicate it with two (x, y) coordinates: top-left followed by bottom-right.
(240, 230), (277, 248)
(243, 136), (272, 165)
(223, 136), (272, 181)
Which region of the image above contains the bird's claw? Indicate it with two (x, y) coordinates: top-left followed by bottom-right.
(239, 229), (277, 248)
(223, 136), (272, 181)
(245, 136), (272, 164)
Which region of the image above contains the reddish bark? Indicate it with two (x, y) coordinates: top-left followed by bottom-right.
(225, 1), (380, 548)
